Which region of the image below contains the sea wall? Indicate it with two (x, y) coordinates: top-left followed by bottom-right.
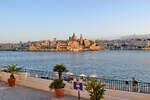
(0, 72), (150, 100)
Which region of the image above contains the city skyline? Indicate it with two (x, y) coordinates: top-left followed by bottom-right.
(1, 0), (150, 42)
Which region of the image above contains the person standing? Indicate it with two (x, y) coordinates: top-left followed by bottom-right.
(132, 77), (138, 92)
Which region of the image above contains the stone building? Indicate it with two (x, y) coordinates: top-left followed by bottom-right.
(90, 43), (101, 50)
(80, 34), (83, 45)
(0, 43), (13, 50)
(148, 40), (150, 48)
(41, 40), (50, 47)
(72, 33), (78, 41)
(56, 41), (68, 51)
(36, 41), (41, 47)
(29, 33), (101, 51)
(143, 40), (150, 50)
(83, 39), (91, 47)
(67, 41), (82, 51)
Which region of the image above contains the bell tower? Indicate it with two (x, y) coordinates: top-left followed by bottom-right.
(72, 33), (78, 41)
(80, 34), (83, 45)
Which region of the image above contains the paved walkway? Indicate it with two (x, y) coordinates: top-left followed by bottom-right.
(0, 81), (134, 100)
(0, 81), (86, 100)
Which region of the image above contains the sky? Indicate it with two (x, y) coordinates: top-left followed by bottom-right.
(0, 0), (150, 43)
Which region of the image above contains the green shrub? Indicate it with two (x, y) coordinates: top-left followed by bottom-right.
(84, 78), (105, 100)
(49, 79), (65, 89)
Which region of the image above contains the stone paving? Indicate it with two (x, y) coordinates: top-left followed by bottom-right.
(0, 81), (134, 100)
(0, 81), (86, 100)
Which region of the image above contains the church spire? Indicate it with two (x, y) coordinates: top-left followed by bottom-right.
(80, 34), (83, 45)
(72, 33), (78, 41)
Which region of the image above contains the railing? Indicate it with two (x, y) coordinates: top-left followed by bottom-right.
(23, 69), (56, 80)
(20, 69), (150, 94)
(98, 78), (150, 94)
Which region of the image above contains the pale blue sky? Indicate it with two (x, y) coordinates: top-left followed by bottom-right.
(0, 0), (150, 43)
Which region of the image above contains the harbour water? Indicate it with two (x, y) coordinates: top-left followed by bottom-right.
(0, 50), (150, 82)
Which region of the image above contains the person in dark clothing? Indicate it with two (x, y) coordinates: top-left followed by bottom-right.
(132, 77), (138, 92)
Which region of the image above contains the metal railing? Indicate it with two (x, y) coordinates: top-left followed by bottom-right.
(98, 78), (150, 94)
(20, 69), (150, 94)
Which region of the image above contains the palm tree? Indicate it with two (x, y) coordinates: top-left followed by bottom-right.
(53, 64), (68, 79)
(2, 64), (22, 79)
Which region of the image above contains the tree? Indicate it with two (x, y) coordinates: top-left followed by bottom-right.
(1, 64), (22, 79)
(53, 64), (68, 79)
(84, 78), (105, 100)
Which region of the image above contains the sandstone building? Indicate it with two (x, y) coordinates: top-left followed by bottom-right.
(29, 33), (101, 51)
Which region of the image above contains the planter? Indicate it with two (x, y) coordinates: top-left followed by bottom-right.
(8, 78), (16, 87)
(55, 88), (64, 98)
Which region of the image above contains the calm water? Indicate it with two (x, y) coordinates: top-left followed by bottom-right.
(0, 50), (150, 82)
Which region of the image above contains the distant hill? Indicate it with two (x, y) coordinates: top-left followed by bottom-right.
(120, 34), (150, 40)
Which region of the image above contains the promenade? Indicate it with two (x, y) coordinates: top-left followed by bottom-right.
(1, 72), (150, 100)
(0, 81), (136, 100)
(0, 81), (86, 100)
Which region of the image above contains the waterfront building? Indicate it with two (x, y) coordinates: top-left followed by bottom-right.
(29, 33), (101, 51)
(41, 40), (50, 47)
(142, 40), (150, 50)
(106, 38), (148, 50)
(67, 41), (82, 51)
(148, 40), (150, 48)
(72, 33), (78, 41)
(56, 41), (68, 51)
(83, 39), (91, 47)
(0, 43), (13, 50)
(79, 34), (83, 45)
